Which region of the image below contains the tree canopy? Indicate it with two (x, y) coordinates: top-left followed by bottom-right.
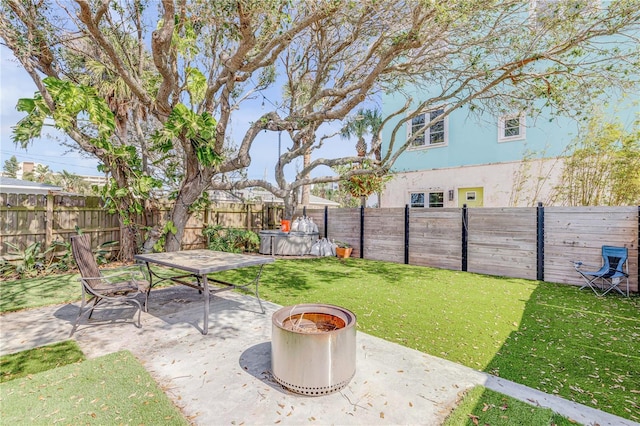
(1, 0), (638, 254)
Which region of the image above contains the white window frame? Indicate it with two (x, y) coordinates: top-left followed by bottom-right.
(498, 113), (526, 142)
(410, 191), (444, 208)
(466, 191), (476, 201)
(408, 108), (448, 149)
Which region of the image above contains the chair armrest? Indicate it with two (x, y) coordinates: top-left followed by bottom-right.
(572, 261), (599, 269)
(100, 265), (148, 280)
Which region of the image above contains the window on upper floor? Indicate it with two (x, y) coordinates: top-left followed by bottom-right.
(410, 191), (444, 208)
(498, 113), (526, 142)
(409, 108), (447, 148)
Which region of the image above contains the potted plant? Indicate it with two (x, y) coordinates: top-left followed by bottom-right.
(334, 241), (353, 258)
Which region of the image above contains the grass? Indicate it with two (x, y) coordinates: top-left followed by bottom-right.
(1, 256), (638, 421)
(218, 257), (640, 421)
(443, 386), (577, 426)
(0, 272), (79, 312)
(0, 340), (85, 383)
(0, 350), (187, 425)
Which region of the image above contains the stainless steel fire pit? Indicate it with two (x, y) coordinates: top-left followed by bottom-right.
(271, 304), (356, 396)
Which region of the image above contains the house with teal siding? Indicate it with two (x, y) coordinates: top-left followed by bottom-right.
(379, 0), (638, 209)
(380, 95), (637, 208)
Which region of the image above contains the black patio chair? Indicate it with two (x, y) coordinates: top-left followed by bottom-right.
(69, 234), (150, 336)
(573, 245), (629, 297)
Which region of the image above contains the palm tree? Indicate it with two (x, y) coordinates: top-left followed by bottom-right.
(340, 108), (382, 158)
(53, 170), (90, 194)
(340, 109), (384, 206)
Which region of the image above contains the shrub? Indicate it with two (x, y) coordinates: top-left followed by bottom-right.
(202, 225), (260, 253)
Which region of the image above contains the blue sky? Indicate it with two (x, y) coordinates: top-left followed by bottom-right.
(0, 45), (354, 182)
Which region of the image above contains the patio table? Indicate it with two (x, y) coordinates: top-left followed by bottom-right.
(134, 250), (275, 334)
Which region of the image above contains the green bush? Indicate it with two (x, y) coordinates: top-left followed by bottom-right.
(202, 224), (260, 253)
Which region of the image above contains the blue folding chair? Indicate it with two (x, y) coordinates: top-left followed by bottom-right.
(573, 245), (629, 297)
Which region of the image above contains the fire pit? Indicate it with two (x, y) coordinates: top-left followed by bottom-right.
(271, 304), (356, 396)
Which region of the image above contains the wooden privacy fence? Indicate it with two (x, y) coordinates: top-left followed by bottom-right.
(2, 191), (637, 293)
(0, 193), (284, 258)
(306, 205), (639, 293)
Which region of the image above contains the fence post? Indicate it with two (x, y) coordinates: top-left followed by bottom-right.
(462, 204), (468, 272)
(303, 206), (307, 217)
(404, 204), (410, 264)
(324, 206), (328, 239)
(537, 202), (545, 281)
(45, 192), (54, 251)
(360, 205), (365, 258)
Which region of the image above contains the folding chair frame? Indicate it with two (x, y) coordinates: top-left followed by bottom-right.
(574, 245), (629, 297)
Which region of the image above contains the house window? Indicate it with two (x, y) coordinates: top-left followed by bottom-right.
(429, 192), (444, 208)
(410, 108), (446, 147)
(410, 192), (425, 208)
(410, 192), (444, 208)
(498, 114), (526, 142)
(466, 191), (476, 201)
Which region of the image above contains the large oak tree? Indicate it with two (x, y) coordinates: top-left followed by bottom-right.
(1, 0), (638, 256)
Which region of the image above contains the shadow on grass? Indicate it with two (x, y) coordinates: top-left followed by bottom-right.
(0, 273), (78, 312)
(483, 283), (640, 421)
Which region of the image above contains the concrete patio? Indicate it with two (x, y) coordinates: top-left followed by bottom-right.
(0, 286), (636, 425)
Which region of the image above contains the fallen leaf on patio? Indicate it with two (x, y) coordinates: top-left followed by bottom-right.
(409, 402), (413, 407)
(380, 412), (385, 419)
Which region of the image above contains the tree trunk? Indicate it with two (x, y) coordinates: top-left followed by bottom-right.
(164, 175), (205, 252)
(300, 151), (311, 208)
(119, 220), (138, 262)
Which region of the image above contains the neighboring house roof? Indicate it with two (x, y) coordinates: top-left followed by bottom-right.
(0, 177), (62, 195)
(308, 194), (340, 207)
(208, 188), (340, 207)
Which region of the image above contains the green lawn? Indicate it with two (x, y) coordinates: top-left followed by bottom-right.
(223, 257), (640, 421)
(443, 386), (577, 426)
(1, 256), (638, 421)
(0, 350), (187, 425)
(0, 340), (85, 383)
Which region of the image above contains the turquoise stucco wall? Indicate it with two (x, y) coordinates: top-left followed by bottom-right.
(382, 91), (638, 174)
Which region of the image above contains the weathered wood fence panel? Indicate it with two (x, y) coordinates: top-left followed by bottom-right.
(409, 209), (462, 270)
(0, 193), (281, 257)
(467, 208), (537, 280)
(363, 208), (404, 263)
(544, 207), (638, 292)
(327, 208), (361, 257)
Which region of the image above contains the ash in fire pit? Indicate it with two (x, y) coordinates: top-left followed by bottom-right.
(271, 304), (356, 396)
(281, 312), (345, 333)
